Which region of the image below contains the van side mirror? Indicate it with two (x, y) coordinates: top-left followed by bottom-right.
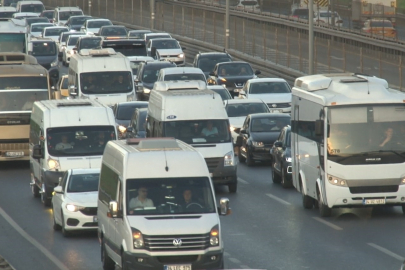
(209, 71), (215, 77)
(151, 47), (156, 58)
(274, 141), (282, 148)
(69, 85), (77, 96)
(54, 186), (63, 194)
(315, 120), (324, 136)
(32, 144), (43, 159)
(254, 70), (261, 75)
(218, 198), (231, 216)
(108, 200), (119, 218)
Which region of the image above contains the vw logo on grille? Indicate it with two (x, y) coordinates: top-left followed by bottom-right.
(272, 104), (277, 108)
(173, 238), (182, 247)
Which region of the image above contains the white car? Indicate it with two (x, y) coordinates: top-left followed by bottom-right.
(127, 56), (155, 81)
(41, 26), (69, 43)
(157, 67), (206, 84)
(239, 78), (292, 113)
(52, 168), (100, 237)
(314, 10), (343, 27)
(12, 12), (38, 20)
(149, 38), (186, 66)
(80, 18), (112, 35)
(224, 99), (270, 144)
(27, 22), (53, 38)
(62, 34), (86, 66)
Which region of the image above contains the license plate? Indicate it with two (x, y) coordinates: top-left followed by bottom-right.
(270, 109), (283, 113)
(93, 216), (98, 222)
(363, 199), (385, 205)
(164, 265), (191, 270)
(5, 151), (24, 157)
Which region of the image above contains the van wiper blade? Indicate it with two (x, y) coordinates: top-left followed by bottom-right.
(335, 150), (405, 162)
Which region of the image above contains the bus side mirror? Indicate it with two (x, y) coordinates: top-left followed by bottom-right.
(32, 144), (43, 159)
(315, 120), (324, 136)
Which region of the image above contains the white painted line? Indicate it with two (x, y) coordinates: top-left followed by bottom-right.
(240, 265), (251, 269)
(265, 193), (291, 206)
(223, 251), (230, 257)
(368, 243), (405, 261)
(237, 177), (249, 184)
(0, 206), (70, 270)
(228, 257), (241, 264)
(312, 217), (343, 231)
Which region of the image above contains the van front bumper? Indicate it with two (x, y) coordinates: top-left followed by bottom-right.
(205, 157), (237, 185)
(123, 251), (223, 270)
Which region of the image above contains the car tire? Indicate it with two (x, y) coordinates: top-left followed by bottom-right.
(281, 168), (292, 188)
(41, 185), (51, 207)
(246, 149), (254, 166)
(53, 210), (61, 231)
(228, 183), (237, 193)
(238, 147), (246, 162)
(272, 163), (281, 183)
(301, 181), (313, 209)
(317, 187), (332, 217)
(102, 239), (115, 270)
(31, 183), (40, 198)
(61, 212), (71, 237)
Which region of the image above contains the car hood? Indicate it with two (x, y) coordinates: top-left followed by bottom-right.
(250, 131), (280, 144)
(156, 48), (183, 55)
(248, 93), (291, 103)
(229, 117), (246, 128)
(65, 191), (98, 206)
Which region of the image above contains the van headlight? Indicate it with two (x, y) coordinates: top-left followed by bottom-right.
(118, 125), (127, 133)
(327, 174), (347, 187)
(66, 204), (85, 212)
(47, 158), (60, 171)
(50, 59), (58, 67)
(252, 141), (264, 147)
(69, 50), (75, 55)
(131, 228), (144, 249)
(178, 53), (184, 58)
(210, 225), (219, 246)
(224, 151), (234, 166)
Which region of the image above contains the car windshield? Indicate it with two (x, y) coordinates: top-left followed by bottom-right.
(218, 63), (253, 76)
(67, 36), (80, 46)
(142, 66), (169, 83)
(211, 88), (232, 100)
(88, 20), (111, 28)
(61, 77), (68, 89)
(59, 11), (83, 20)
(226, 102), (269, 117)
(128, 30), (151, 38)
(103, 43), (147, 57)
(164, 73), (206, 82)
(31, 24), (52, 32)
(285, 129), (291, 147)
(0, 11), (14, 18)
(61, 33), (75, 42)
(116, 104), (148, 120)
(0, 90), (48, 111)
(47, 126), (116, 157)
(251, 117), (290, 132)
(370, 21), (393, 27)
(249, 82), (291, 94)
(45, 28), (68, 36)
(151, 39), (179, 49)
(21, 4), (44, 13)
(198, 57), (232, 73)
(101, 27), (127, 36)
(26, 17), (48, 25)
(70, 16), (90, 25)
(124, 177), (216, 215)
(80, 71), (133, 94)
(78, 37), (102, 49)
(163, 120), (231, 144)
(41, 11), (53, 19)
(67, 173), (99, 192)
(32, 42), (56, 56)
(138, 111), (147, 131)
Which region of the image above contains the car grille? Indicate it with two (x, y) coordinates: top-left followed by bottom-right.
(205, 157), (221, 172)
(144, 233), (210, 251)
(0, 141), (28, 151)
(266, 103), (290, 108)
(157, 255), (198, 264)
(349, 185), (398, 194)
(79, 207), (97, 216)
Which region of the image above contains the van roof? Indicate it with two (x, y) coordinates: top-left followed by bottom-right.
(56, 6), (82, 11)
(159, 67), (204, 75)
(37, 99), (107, 109)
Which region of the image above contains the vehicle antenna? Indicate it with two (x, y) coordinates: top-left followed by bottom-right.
(164, 147), (169, 172)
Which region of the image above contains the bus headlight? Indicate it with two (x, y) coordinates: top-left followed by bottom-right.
(327, 174), (347, 187)
(132, 228), (144, 249)
(47, 158), (60, 171)
(224, 151), (234, 166)
(210, 225), (219, 246)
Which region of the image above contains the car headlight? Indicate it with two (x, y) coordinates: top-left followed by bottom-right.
(400, 176), (405, 185)
(252, 141), (264, 147)
(327, 174), (347, 187)
(132, 228), (144, 249)
(230, 126), (235, 132)
(224, 151), (234, 166)
(210, 225), (219, 246)
(286, 157), (292, 162)
(47, 158), (60, 170)
(143, 88), (151, 94)
(50, 59), (58, 67)
(66, 204), (85, 212)
(219, 77), (227, 82)
(118, 125), (127, 133)
(178, 53), (184, 58)
(69, 50), (75, 55)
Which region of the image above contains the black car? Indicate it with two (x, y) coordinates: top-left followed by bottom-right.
(291, 8), (311, 20)
(193, 51), (232, 78)
(236, 113), (290, 166)
(112, 101), (149, 139)
(127, 29), (152, 39)
(64, 15), (92, 31)
(207, 61), (260, 97)
(126, 108), (148, 138)
(135, 61), (177, 101)
(25, 17), (49, 27)
(97, 25), (128, 37)
(208, 85), (232, 101)
(270, 125), (292, 188)
(40, 10), (54, 23)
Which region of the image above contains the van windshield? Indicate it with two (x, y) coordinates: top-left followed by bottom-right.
(163, 120), (231, 144)
(32, 42), (56, 56)
(80, 72), (133, 94)
(126, 177), (216, 215)
(46, 126), (116, 157)
(20, 4), (44, 13)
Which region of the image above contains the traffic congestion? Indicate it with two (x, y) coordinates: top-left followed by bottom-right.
(1, 1), (405, 270)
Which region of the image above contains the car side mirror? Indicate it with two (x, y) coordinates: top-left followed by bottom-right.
(239, 90), (246, 96)
(218, 198), (231, 216)
(126, 127), (133, 133)
(254, 70), (261, 75)
(315, 120), (324, 136)
(209, 71), (215, 76)
(274, 141), (283, 148)
(32, 144), (43, 159)
(54, 185), (63, 194)
(108, 200), (122, 218)
(240, 129), (247, 134)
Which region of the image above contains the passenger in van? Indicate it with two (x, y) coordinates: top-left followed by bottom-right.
(93, 132), (107, 148)
(82, 75), (96, 91)
(201, 121), (218, 137)
(113, 75), (128, 89)
(379, 127), (394, 148)
(55, 135), (74, 150)
(129, 186), (154, 213)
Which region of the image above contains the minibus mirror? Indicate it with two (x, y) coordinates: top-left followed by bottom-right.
(235, 136), (243, 147)
(315, 120), (324, 136)
(209, 71), (215, 77)
(54, 186), (63, 194)
(108, 200), (118, 218)
(254, 70), (261, 75)
(32, 144), (43, 159)
(69, 85), (77, 96)
(219, 198), (231, 216)
(274, 141), (282, 148)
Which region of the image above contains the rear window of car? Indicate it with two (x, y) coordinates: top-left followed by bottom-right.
(370, 21), (393, 27)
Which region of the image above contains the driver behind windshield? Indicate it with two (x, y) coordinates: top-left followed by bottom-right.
(201, 121), (218, 137)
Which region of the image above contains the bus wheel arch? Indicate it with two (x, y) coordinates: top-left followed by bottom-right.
(300, 175), (313, 209)
(316, 183), (332, 217)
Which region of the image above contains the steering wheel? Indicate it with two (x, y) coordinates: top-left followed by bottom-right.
(186, 202), (203, 209)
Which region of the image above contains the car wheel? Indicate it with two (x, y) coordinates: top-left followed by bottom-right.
(31, 182), (40, 198)
(238, 147), (246, 162)
(301, 181), (313, 209)
(102, 239), (115, 270)
(281, 168), (291, 188)
(41, 185), (51, 207)
(61, 212), (71, 237)
(246, 149), (254, 166)
(53, 210), (61, 231)
(228, 183), (237, 193)
(317, 186), (332, 217)
(272, 163), (281, 183)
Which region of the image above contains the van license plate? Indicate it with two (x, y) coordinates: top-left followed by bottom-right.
(164, 264), (191, 270)
(363, 199), (385, 205)
(270, 109), (283, 113)
(5, 151), (24, 157)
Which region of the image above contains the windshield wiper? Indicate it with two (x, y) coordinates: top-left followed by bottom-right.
(334, 150), (405, 162)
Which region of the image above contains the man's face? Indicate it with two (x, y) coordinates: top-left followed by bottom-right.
(118, 76), (123, 83)
(138, 188), (148, 198)
(61, 136), (68, 143)
(183, 190), (192, 201)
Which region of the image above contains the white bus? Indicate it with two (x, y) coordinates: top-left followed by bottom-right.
(291, 73), (405, 217)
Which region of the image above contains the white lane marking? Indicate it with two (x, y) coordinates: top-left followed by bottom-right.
(265, 193), (291, 206)
(224, 251), (230, 257)
(368, 243), (405, 261)
(228, 257), (241, 264)
(312, 217), (343, 231)
(0, 206), (70, 270)
(237, 177), (249, 184)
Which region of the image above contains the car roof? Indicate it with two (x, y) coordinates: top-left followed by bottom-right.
(69, 168), (101, 175)
(198, 52), (230, 57)
(146, 32), (171, 36)
(225, 98), (266, 104)
(250, 113), (289, 118)
(116, 101), (148, 107)
(86, 18), (111, 22)
(160, 67), (203, 74)
(207, 85), (228, 90)
(101, 25), (125, 28)
(44, 26), (68, 30)
(127, 56), (154, 61)
(30, 22), (53, 27)
(248, 78), (287, 83)
(41, 10), (54, 13)
(56, 6), (82, 11)
(151, 38), (176, 42)
(129, 30), (151, 33)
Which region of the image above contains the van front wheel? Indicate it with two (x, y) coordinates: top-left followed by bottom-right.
(102, 240), (115, 270)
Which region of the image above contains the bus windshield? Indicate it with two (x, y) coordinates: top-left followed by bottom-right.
(0, 91), (48, 111)
(46, 126), (116, 157)
(163, 120), (231, 144)
(80, 71), (133, 94)
(0, 33), (26, 53)
(103, 43), (147, 57)
(327, 105), (405, 164)
(20, 4), (44, 13)
(124, 177), (216, 215)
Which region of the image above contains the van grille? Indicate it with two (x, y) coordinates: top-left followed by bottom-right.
(349, 186), (398, 194)
(204, 158), (221, 172)
(144, 233), (210, 251)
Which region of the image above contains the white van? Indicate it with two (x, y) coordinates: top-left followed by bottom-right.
(98, 138), (230, 270)
(30, 99), (117, 206)
(53, 6), (83, 26)
(68, 48), (136, 106)
(16, 1), (44, 15)
(147, 82), (238, 192)
(157, 67), (206, 84)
